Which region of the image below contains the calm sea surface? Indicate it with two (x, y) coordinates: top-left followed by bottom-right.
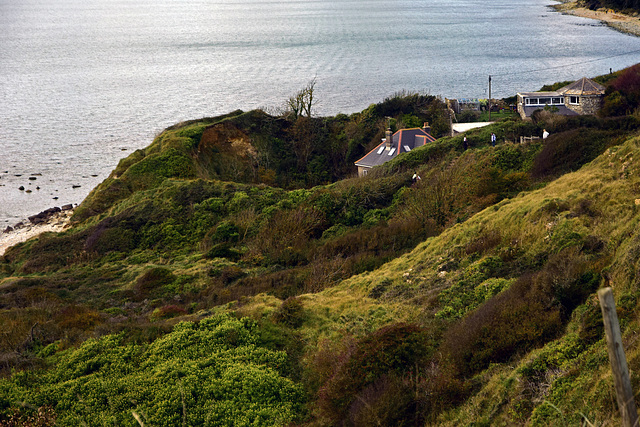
(1, 0), (640, 225)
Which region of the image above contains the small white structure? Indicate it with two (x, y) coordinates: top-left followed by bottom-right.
(451, 122), (492, 135)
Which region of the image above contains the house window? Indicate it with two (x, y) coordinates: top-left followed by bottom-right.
(570, 96), (579, 105)
(403, 145), (411, 152)
(526, 97), (564, 106)
(388, 148), (396, 156)
(377, 145), (385, 154)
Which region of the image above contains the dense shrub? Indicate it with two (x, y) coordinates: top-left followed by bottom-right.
(248, 206), (325, 266)
(530, 128), (614, 179)
(272, 297), (305, 328)
(218, 265), (245, 285)
(442, 272), (563, 377)
(56, 305), (102, 330)
(84, 215), (140, 254)
(475, 168), (530, 202)
(436, 256), (511, 320)
(123, 148), (196, 188)
(16, 232), (88, 274)
(204, 243), (242, 261)
(212, 221), (240, 243)
(0, 314), (304, 426)
(134, 267), (176, 300)
(442, 248), (600, 377)
(344, 374), (416, 426)
(150, 304), (188, 320)
(607, 63), (640, 115)
(316, 323), (435, 424)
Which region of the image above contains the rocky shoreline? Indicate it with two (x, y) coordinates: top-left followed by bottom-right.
(553, 0), (640, 36)
(0, 206), (74, 256)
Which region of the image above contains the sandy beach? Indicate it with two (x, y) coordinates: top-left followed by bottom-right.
(553, 1), (640, 36)
(0, 210), (73, 256)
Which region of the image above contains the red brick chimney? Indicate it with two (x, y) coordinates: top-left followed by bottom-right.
(423, 122), (431, 135)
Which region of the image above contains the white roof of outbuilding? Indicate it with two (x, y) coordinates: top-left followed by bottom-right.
(452, 122), (493, 133)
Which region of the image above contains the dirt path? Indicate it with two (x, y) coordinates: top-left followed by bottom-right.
(553, 1), (640, 37)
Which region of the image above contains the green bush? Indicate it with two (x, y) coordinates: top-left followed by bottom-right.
(0, 314), (304, 426)
(196, 197), (225, 213)
(123, 148), (196, 190)
(205, 243), (242, 261)
(134, 267), (176, 300)
(213, 221), (240, 243)
(272, 297), (305, 328)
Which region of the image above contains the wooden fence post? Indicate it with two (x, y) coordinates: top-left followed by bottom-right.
(598, 287), (639, 427)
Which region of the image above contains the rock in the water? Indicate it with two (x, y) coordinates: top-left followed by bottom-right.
(18, 186), (24, 191)
(3, 226), (14, 233)
(61, 204), (73, 211)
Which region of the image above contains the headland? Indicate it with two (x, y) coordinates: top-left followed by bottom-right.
(553, 0), (640, 36)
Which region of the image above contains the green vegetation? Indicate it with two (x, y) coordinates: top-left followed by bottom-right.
(3, 65), (640, 425)
(0, 313), (303, 426)
(478, 109), (517, 122)
(579, 0), (640, 14)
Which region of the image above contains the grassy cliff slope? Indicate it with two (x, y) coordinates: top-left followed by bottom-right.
(3, 66), (640, 425)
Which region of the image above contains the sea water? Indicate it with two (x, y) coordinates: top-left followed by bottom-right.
(1, 0), (639, 224)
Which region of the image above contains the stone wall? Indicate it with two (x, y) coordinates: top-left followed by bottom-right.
(565, 95), (603, 115)
(516, 94), (526, 120)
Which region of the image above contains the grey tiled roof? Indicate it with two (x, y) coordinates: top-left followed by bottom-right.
(354, 128), (436, 169)
(558, 77), (605, 96)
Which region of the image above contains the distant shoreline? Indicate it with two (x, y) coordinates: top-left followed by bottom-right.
(553, 0), (640, 37)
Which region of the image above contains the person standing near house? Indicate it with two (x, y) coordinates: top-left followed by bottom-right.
(543, 129), (549, 139)
(491, 133), (496, 147)
(463, 136), (468, 150)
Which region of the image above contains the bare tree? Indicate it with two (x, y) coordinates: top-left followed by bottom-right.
(286, 78), (317, 119)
